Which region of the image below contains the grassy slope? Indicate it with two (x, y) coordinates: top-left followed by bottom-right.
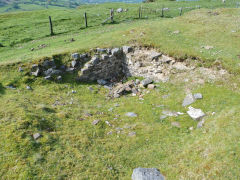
(0, 5), (240, 180)
(1, 6), (240, 73)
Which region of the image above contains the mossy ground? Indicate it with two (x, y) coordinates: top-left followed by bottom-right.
(0, 3), (240, 180)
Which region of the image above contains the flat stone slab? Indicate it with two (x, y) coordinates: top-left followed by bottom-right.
(125, 112), (138, 117)
(187, 106), (205, 121)
(132, 168), (165, 180)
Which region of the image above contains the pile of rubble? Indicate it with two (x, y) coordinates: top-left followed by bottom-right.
(107, 78), (154, 98)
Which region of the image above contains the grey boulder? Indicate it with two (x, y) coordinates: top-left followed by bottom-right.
(71, 53), (80, 60)
(182, 93), (196, 107)
(141, 78), (153, 87)
(132, 168), (165, 180)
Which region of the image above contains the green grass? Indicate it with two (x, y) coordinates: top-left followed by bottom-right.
(0, 2), (240, 179)
(0, 64), (240, 179)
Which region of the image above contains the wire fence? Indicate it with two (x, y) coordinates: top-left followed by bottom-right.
(47, 1), (240, 36)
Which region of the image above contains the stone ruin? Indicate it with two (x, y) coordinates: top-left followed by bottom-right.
(29, 45), (229, 98)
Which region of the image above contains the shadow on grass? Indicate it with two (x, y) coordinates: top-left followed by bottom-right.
(0, 83), (5, 95)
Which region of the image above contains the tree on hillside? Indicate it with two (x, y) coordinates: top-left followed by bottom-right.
(11, 0), (20, 9)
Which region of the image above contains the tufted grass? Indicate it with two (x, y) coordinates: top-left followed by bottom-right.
(0, 63), (240, 179)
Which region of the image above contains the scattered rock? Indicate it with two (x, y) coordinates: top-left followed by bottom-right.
(97, 79), (108, 85)
(6, 85), (16, 90)
(44, 76), (51, 80)
(57, 76), (62, 81)
(173, 30), (180, 34)
(160, 115), (168, 120)
(125, 112), (137, 117)
(140, 78), (153, 87)
(162, 110), (178, 117)
(123, 46), (133, 53)
(111, 48), (123, 57)
(202, 45), (214, 50)
(105, 121), (112, 126)
(147, 84), (155, 89)
(182, 93), (196, 107)
(132, 168), (165, 180)
(72, 53), (80, 60)
(194, 93), (203, 99)
(116, 8), (123, 13)
(189, 126), (194, 131)
(197, 119), (205, 128)
(18, 67), (24, 72)
(92, 119), (100, 125)
(71, 60), (78, 68)
(187, 106), (205, 121)
(128, 131), (136, 137)
(33, 133), (41, 140)
(150, 51), (162, 60)
(26, 86), (32, 90)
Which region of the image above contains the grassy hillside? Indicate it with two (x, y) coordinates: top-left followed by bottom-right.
(0, 3), (240, 180)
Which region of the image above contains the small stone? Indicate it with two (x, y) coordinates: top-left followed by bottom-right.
(116, 8), (123, 13)
(18, 67), (24, 72)
(182, 94), (196, 107)
(128, 132), (136, 137)
(125, 112), (137, 117)
(44, 76), (51, 80)
(171, 122), (180, 128)
(162, 110), (178, 117)
(114, 103), (120, 107)
(189, 126), (194, 131)
(105, 121), (112, 126)
(150, 51), (162, 60)
(132, 168), (165, 180)
(97, 79), (108, 86)
(160, 115), (167, 120)
(92, 119), (100, 125)
(187, 106), (205, 121)
(197, 119), (205, 128)
(26, 86), (32, 90)
(194, 93), (203, 99)
(122, 46), (133, 53)
(108, 108), (113, 112)
(111, 48), (123, 57)
(71, 53), (80, 60)
(96, 48), (107, 53)
(147, 84), (155, 89)
(57, 76), (62, 81)
(71, 60), (78, 68)
(107, 131), (113, 135)
(135, 79), (140, 85)
(33, 133), (41, 140)
(88, 86), (94, 92)
(32, 68), (41, 77)
(141, 78), (153, 87)
(72, 90), (76, 93)
(173, 30), (180, 34)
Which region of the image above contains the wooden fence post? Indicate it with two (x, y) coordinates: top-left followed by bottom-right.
(179, 7), (183, 16)
(139, 7), (141, 19)
(49, 16), (54, 36)
(161, 6), (164, 17)
(84, 12), (88, 28)
(110, 9), (114, 23)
